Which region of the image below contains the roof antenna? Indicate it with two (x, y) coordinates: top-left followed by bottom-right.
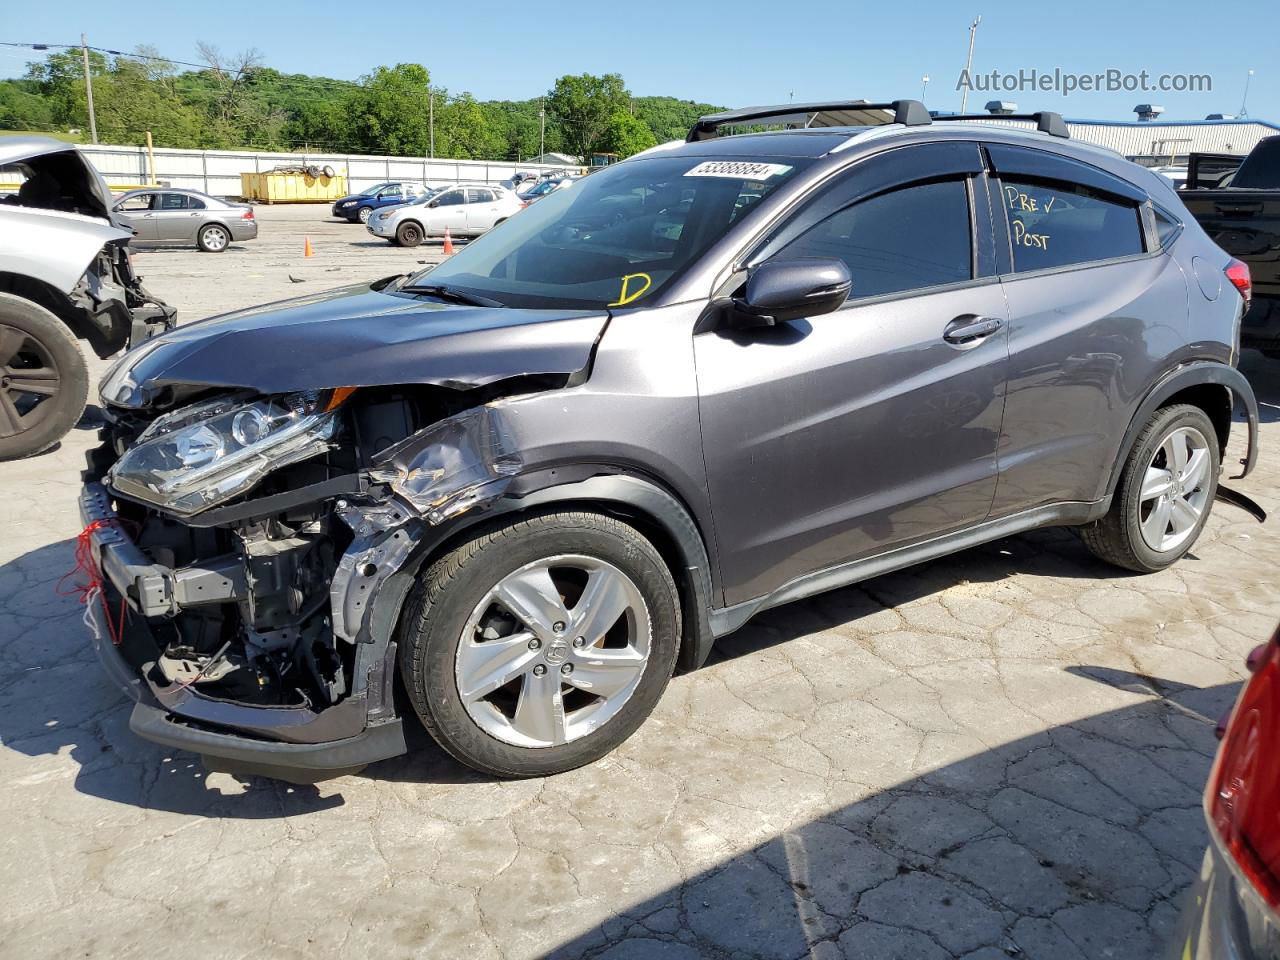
(959, 15), (982, 114)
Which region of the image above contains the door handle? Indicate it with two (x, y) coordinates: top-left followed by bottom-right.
(943, 315), (1004, 344)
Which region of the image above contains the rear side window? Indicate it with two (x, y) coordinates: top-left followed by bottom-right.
(1153, 207), (1180, 247)
(1000, 179), (1144, 272)
(771, 179), (972, 300)
(468, 188), (495, 203)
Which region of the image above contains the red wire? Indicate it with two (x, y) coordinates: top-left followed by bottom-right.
(57, 519), (130, 646)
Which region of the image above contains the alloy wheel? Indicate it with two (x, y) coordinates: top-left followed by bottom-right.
(454, 555), (652, 748)
(0, 324), (61, 440)
(202, 226), (229, 251)
(358, 206), (372, 223)
(1137, 425), (1212, 552)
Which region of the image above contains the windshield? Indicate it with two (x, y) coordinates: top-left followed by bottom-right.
(410, 155), (811, 309)
(358, 182), (391, 196)
(523, 180), (560, 197)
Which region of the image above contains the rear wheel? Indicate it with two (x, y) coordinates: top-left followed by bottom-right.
(0, 293), (89, 460)
(395, 221), (424, 247)
(398, 510), (681, 777)
(1081, 404), (1219, 572)
(198, 224), (229, 252)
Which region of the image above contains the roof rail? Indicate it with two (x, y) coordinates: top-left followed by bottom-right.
(687, 99), (931, 142)
(930, 111), (1070, 139)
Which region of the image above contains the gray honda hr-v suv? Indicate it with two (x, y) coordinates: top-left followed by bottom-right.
(80, 100), (1259, 779)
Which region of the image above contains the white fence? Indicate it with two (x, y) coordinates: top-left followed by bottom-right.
(77, 143), (581, 197)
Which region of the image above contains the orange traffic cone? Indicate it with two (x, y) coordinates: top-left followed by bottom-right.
(303, 236), (314, 258)
(442, 227), (455, 256)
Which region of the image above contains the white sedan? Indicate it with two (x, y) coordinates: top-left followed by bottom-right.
(367, 184), (524, 246)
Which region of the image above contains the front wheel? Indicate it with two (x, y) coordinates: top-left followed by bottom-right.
(0, 293), (90, 460)
(1081, 404), (1219, 572)
(198, 223), (230, 252)
(398, 510), (681, 777)
(395, 221), (424, 247)
(357, 206), (373, 224)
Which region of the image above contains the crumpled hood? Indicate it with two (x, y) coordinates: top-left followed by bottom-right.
(103, 281), (608, 406)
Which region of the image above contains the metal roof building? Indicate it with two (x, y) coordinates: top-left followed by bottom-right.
(954, 117), (1280, 162)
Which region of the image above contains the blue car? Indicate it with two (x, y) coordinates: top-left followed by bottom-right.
(331, 181), (429, 223)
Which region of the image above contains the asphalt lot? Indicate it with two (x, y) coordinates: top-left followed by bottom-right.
(1, 202), (1278, 959)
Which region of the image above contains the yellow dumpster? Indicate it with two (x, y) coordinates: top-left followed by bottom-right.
(240, 172), (347, 203)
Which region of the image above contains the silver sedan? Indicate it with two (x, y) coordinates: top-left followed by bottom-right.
(111, 188), (258, 252)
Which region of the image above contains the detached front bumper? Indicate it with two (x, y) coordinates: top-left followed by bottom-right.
(79, 482), (407, 778)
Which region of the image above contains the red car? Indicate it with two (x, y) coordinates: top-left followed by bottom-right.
(1177, 626), (1280, 957)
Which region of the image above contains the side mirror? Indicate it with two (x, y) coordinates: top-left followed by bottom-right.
(428, 199), (440, 208)
(730, 258), (852, 327)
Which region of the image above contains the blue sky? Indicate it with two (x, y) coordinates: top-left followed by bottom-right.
(6, 0), (1277, 122)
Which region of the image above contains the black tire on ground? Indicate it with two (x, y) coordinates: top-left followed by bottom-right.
(398, 509), (682, 778)
(0, 292), (90, 461)
(357, 206), (373, 224)
(395, 221), (424, 247)
(1081, 403), (1220, 573)
(197, 223), (230, 252)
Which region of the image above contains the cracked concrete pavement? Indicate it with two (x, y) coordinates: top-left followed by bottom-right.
(1, 205), (1278, 959)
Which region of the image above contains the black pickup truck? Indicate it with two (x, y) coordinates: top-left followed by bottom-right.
(1181, 136), (1280, 356)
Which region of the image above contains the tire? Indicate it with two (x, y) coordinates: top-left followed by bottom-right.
(357, 206), (373, 224)
(395, 221), (424, 247)
(321, 165), (336, 179)
(1261, 348), (1280, 360)
(1081, 404), (1220, 573)
(0, 292), (90, 460)
(198, 223), (230, 252)
(398, 509), (681, 777)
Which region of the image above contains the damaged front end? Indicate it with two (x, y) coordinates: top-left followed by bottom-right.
(81, 372), (561, 779)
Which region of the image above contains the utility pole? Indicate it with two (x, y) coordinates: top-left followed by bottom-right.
(81, 33), (98, 144)
(1239, 68), (1255, 119)
(921, 75), (930, 102)
(428, 89), (435, 159)
(959, 15), (981, 113)
(539, 101), (546, 159)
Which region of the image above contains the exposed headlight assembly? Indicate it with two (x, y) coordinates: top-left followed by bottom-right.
(108, 391), (344, 516)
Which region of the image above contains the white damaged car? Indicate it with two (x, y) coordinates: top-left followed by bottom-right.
(0, 136), (174, 458)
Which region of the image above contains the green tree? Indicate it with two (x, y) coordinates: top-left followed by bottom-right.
(545, 73), (630, 161)
(601, 110), (656, 158)
(349, 63), (432, 154)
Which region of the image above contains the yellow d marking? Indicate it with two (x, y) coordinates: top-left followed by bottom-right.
(609, 273), (652, 307)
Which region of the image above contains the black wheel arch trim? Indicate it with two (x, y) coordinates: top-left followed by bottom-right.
(1107, 361), (1259, 494)
(369, 469), (720, 676)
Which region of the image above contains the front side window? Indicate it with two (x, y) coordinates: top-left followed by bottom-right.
(435, 190), (466, 207)
(768, 179), (972, 300)
(1000, 178), (1144, 273)
(380, 185), (403, 199)
(117, 193), (154, 212)
(412, 154), (812, 309)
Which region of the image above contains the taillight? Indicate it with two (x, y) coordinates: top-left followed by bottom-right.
(242, 208), (255, 220)
(1225, 258), (1252, 305)
(1207, 625), (1280, 907)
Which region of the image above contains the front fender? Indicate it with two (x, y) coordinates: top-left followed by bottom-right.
(1106, 362), (1259, 494)
(0, 207), (131, 293)
(352, 470), (719, 677)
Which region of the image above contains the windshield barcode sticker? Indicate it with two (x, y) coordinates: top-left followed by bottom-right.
(684, 161), (792, 180)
